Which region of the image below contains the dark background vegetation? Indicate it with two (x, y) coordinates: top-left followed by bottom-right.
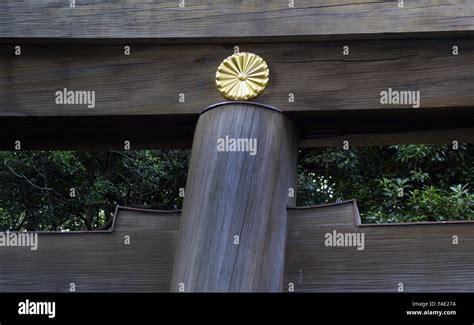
(1, 144), (473, 231)
(299, 144), (474, 223)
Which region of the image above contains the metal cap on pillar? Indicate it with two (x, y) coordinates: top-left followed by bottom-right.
(171, 52), (298, 292)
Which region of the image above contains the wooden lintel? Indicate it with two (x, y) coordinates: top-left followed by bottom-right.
(1, 39), (474, 118)
(1, 1), (473, 40)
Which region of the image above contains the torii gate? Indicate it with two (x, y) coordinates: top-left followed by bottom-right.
(1, 1), (474, 293)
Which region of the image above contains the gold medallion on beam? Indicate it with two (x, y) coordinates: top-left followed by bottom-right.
(215, 52), (269, 101)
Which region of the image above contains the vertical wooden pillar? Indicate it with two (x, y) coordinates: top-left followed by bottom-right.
(171, 102), (298, 292)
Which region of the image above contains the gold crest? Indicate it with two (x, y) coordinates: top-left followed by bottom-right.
(215, 52), (269, 101)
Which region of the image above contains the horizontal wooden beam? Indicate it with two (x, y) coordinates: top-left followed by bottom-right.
(294, 108), (474, 147)
(4, 202), (474, 292)
(2, 38), (474, 118)
(0, 116), (196, 150)
(300, 127), (474, 147)
(0, 206), (180, 292)
(1, 1), (473, 40)
(1, 109), (472, 150)
(286, 201), (474, 292)
(2, 38), (473, 148)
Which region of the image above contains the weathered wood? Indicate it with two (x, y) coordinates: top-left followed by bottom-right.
(2, 201), (474, 292)
(171, 103), (298, 292)
(0, 206), (180, 292)
(285, 201), (474, 292)
(1, 1), (473, 40)
(2, 39), (474, 118)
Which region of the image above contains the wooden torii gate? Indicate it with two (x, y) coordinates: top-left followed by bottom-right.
(1, 1), (474, 293)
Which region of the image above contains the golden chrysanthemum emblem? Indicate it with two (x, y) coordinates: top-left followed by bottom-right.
(215, 52), (269, 101)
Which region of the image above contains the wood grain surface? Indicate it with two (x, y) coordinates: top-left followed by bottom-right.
(2, 39), (473, 149)
(0, 206), (180, 292)
(2, 201), (474, 292)
(285, 201), (474, 292)
(1, 1), (473, 40)
(171, 103), (298, 292)
(2, 39), (474, 117)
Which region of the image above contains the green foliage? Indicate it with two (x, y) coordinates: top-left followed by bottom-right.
(298, 144), (474, 223)
(0, 150), (189, 231)
(1, 144), (472, 230)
